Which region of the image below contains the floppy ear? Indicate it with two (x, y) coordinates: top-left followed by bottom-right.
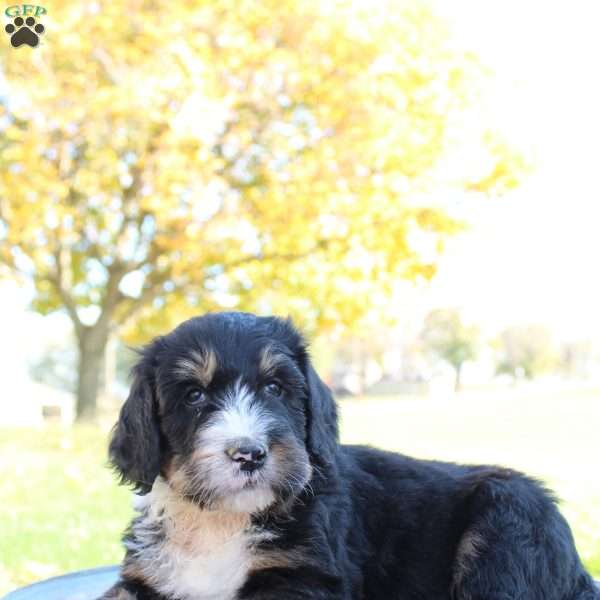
(304, 360), (339, 467)
(109, 351), (162, 494)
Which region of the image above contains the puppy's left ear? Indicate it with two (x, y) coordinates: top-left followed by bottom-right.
(303, 360), (339, 467)
(109, 345), (162, 494)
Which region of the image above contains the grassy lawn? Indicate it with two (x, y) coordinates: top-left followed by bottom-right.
(0, 426), (132, 595)
(1, 386), (599, 595)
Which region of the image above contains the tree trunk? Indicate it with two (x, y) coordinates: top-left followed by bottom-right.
(76, 326), (109, 421)
(454, 363), (463, 393)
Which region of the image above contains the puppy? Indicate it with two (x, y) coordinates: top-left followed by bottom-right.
(101, 312), (599, 600)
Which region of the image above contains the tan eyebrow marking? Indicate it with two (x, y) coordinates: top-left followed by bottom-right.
(174, 348), (217, 387)
(258, 345), (288, 377)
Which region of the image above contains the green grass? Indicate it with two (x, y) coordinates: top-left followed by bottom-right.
(1, 386), (599, 595)
(0, 426), (132, 595)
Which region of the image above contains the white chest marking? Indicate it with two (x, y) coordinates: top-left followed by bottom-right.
(128, 479), (272, 600)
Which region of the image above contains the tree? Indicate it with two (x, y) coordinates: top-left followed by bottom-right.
(558, 339), (593, 379)
(28, 335), (135, 399)
(0, 0), (523, 419)
(420, 309), (479, 391)
(495, 325), (557, 380)
(28, 339), (78, 394)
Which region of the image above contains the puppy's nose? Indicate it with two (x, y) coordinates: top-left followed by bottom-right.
(226, 439), (267, 471)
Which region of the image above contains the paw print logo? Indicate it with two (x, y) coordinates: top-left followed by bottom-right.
(5, 16), (45, 48)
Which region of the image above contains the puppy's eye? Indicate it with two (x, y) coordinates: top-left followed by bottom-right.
(264, 382), (283, 398)
(185, 389), (206, 407)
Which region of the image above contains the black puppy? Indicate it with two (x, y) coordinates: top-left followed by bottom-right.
(101, 312), (599, 600)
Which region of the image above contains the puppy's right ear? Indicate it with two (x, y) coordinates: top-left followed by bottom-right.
(109, 346), (162, 494)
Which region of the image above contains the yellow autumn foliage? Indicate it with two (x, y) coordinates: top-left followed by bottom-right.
(0, 0), (525, 415)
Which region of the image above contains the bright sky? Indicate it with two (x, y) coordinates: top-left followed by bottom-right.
(425, 0), (600, 339)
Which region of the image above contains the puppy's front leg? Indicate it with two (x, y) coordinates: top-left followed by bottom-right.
(238, 566), (345, 599)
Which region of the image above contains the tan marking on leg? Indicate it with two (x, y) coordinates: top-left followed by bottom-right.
(99, 584), (137, 600)
(175, 348), (217, 386)
(251, 547), (311, 571)
(121, 559), (146, 583)
(453, 530), (486, 588)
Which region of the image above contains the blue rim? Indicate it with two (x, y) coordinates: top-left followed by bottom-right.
(2, 566), (120, 600)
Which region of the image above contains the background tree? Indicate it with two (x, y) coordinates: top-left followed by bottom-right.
(420, 309), (479, 391)
(495, 325), (558, 380)
(28, 336), (135, 399)
(0, 0), (524, 419)
(28, 339), (78, 395)
(558, 339), (593, 379)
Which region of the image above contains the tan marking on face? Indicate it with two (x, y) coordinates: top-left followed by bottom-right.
(175, 348), (217, 387)
(269, 443), (291, 462)
(270, 439), (313, 481)
(258, 346), (287, 377)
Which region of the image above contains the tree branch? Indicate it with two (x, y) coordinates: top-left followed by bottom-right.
(111, 277), (169, 331)
(48, 248), (85, 340)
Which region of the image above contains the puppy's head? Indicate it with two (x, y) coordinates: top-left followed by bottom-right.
(109, 312), (338, 513)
